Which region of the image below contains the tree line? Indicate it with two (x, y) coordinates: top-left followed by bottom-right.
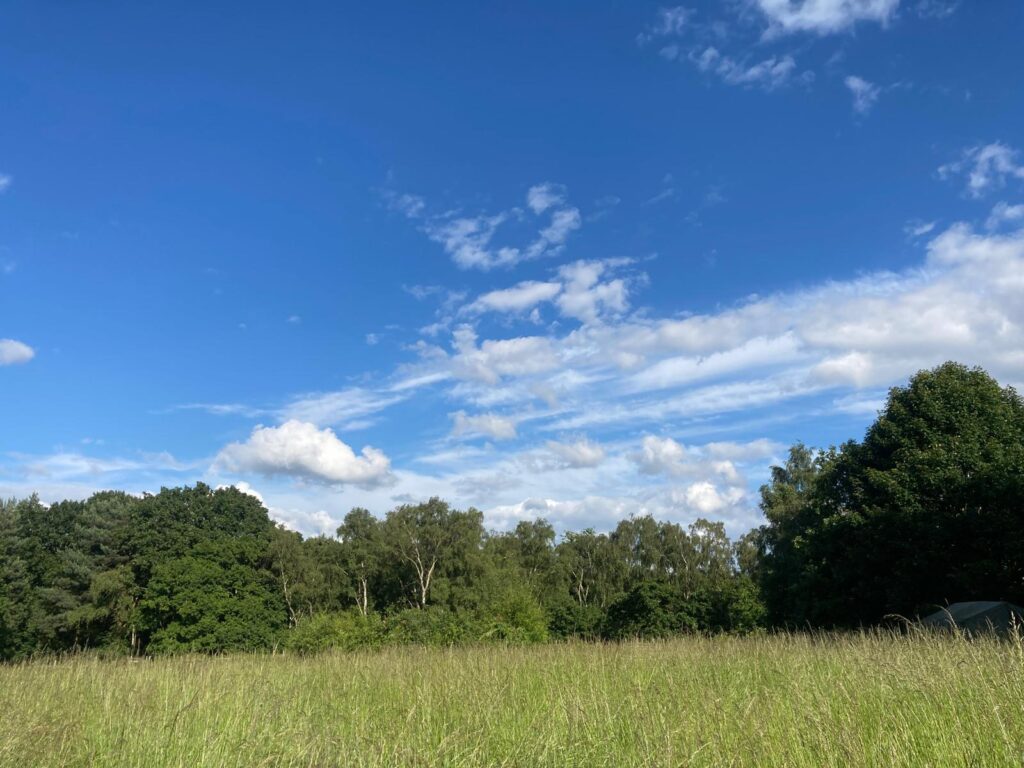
(1, 362), (1021, 658)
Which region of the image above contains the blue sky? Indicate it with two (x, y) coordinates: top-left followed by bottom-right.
(2, 0), (1023, 535)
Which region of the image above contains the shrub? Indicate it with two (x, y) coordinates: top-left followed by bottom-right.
(285, 611), (384, 654)
(384, 606), (476, 646)
(478, 584), (549, 644)
(603, 582), (700, 640)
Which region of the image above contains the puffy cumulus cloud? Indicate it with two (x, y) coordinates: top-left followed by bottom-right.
(673, 481), (746, 516)
(450, 326), (560, 385)
(632, 436), (745, 486)
(845, 75), (880, 114)
(392, 182), (581, 270)
(634, 435), (688, 476)
(213, 420), (393, 487)
(755, 0), (899, 35)
(545, 438), (606, 468)
(556, 260), (631, 323)
(939, 142), (1024, 199)
(0, 339), (34, 365)
(450, 410), (518, 441)
(269, 507), (338, 536)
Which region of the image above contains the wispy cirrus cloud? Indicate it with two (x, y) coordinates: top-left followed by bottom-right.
(387, 182), (582, 270)
(450, 410), (518, 441)
(845, 75), (881, 114)
(939, 142), (1024, 198)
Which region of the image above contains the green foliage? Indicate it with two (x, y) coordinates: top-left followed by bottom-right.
(478, 582), (549, 643)
(756, 362), (1024, 627)
(284, 610), (384, 654)
(604, 582), (700, 640)
(384, 606), (477, 646)
(141, 537), (285, 654)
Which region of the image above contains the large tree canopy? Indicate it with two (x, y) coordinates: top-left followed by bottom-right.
(756, 362), (1024, 626)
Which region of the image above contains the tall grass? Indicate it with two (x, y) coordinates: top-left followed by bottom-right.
(1, 630), (1022, 767)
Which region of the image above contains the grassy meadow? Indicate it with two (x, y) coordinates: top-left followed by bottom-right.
(1, 631), (1022, 767)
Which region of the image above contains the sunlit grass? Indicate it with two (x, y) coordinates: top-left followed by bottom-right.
(1, 630), (1022, 767)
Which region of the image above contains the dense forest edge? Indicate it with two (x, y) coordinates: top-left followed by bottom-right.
(2, 361), (1022, 659)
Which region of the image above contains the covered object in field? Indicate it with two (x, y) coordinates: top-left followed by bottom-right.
(921, 601), (1024, 633)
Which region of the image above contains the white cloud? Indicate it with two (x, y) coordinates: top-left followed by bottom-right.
(11, 450), (190, 481)
(939, 142), (1024, 198)
(691, 47), (801, 91)
(214, 420), (393, 487)
(634, 435), (689, 476)
(556, 260), (631, 323)
(637, 6), (695, 45)
(904, 219), (937, 238)
(0, 174), (11, 193)
(403, 284), (443, 300)
(755, 0), (900, 35)
(914, 0), (958, 19)
(383, 191), (426, 218)
(460, 259), (634, 325)
(545, 438), (606, 468)
(704, 438), (782, 461)
(434, 217), (1024, 441)
(464, 280), (562, 315)
(845, 75), (880, 114)
(632, 435), (744, 486)
(677, 481), (745, 516)
(986, 202), (1024, 230)
(625, 333), (804, 393)
(450, 326), (560, 385)
(279, 387), (408, 429)
(450, 410), (518, 441)
(175, 402), (267, 418)
(425, 212), (515, 270)
(0, 339), (34, 365)
(487, 495), (645, 531)
(653, 6), (694, 36)
(397, 183), (582, 270)
(526, 183), (566, 214)
(485, 482), (752, 534)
